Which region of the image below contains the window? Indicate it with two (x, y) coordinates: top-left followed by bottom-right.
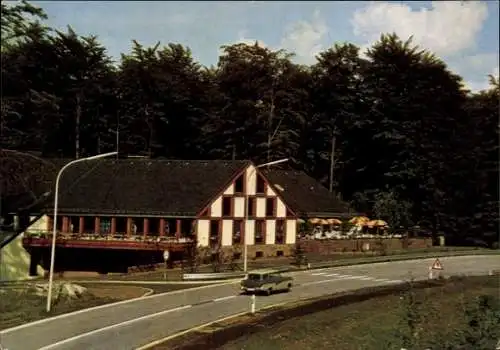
(100, 217), (111, 234)
(209, 220), (220, 246)
(116, 217), (127, 234)
(266, 198), (275, 217)
(234, 175), (244, 193)
(276, 220), (285, 244)
(148, 218), (159, 236)
(70, 217), (79, 233)
(222, 197), (232, 216)
(83, 217), (94, 234)
(248, 198), (256, 216)
(286, 208), (294, 217)
(233, 220), (242, 244)
(255, 220), (265, 244)
(181, 219), (192, 237)
(256, 175), (265, 194)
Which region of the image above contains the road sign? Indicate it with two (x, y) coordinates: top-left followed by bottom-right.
(163, 250), (170, 261)
(431, 258), (443, 270)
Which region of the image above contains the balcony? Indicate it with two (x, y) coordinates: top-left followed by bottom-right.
(22, 231), (194, 251)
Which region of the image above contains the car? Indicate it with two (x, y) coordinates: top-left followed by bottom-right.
(240, 269), (293, 295)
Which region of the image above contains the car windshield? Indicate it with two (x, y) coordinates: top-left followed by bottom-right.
(247, 274), (263, 281)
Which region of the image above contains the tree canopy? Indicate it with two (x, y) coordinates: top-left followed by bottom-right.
(1, 1), (498, 247)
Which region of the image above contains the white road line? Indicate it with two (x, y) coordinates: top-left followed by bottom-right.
(311, 272), (328, 276)
(373, 278), (390, 282)
(38, 305), (192, 350)
(382, 279), (405, 284)
(304, 278), (344, 286)
(213, 295), (236, 302)
(358, 276), (375, 281)
(1, 281), (238, 335)
(324, 273), (340, 277)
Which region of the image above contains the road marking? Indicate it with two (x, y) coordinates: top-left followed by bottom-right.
(0, 280), (238, 335)
(373, 278), (390, 282)
(38, 305), (192, 350)
(141, 288), (154, 297)
(311, 272), (328, 276)
(135, 299), (294, 350)
(324, 273), (340, 277)
(358, 276), (375, 281)
(304, 277), (351, 286)
(213, 295), (236, 302)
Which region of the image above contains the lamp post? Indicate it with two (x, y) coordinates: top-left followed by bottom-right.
(46, 152), (118, 313)
(243, 158), (288, 273)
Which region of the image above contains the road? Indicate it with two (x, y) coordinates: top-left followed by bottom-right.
(1, 255), (499, 350)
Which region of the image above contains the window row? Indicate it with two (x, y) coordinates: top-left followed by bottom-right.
(232, 173), (267, 194)
(221, 197), (288, 217)
(49, 216), (195, 237)
(208, 220), (286, 246)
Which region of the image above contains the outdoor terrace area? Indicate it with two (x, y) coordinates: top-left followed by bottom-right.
(22, 215), (195, 251)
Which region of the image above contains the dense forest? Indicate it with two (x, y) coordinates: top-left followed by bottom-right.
(1, 1), (498, 247)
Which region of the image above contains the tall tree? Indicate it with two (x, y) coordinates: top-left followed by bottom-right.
(211, 42), (306, 164)
(117, 41), (209, 158)
(307, 43), (365, 193)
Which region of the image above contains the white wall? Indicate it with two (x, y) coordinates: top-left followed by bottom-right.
(196, 220), (209, 247)
(221, 220), (233, 246)
(266, 220), (276, 244)
(266, 186), (276, 196)
(246, 165), (257, 195)
(276, 199), (286, 218)
(210, 197), (222, 217)
(234, 197), (245, 217)
(223, 184), (234, 195)
(256, 197), (266, 218)
(0, 216), (46, 282)
(245, 220), (255, 245)
(285, 219), (296, 244)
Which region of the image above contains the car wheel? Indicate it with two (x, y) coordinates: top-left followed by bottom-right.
(266, 288), (272, 296)
(287, 283), (292, 292)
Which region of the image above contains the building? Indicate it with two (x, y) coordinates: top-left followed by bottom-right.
(17, 158), (353, 275)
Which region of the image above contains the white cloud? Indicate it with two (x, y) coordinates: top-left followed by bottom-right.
(350, 1), (494, 91)
(280, 9), (328, 64)
(235, 30), (267, 47)
(351, 1), (488, 57)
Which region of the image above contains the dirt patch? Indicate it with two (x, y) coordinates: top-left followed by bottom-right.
(83, 285), (149, 299)
(153, 276), (500, 350)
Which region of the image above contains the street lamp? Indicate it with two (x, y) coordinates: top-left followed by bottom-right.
(243, 158), (289, 273)
(46, 152), (118, 312)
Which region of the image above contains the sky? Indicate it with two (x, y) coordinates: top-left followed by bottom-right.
(31, 1), (500, 92)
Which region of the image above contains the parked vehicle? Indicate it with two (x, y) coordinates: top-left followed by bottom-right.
(240, 269), (293, 295)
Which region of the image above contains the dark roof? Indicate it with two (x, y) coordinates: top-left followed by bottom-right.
(261, 170), (356, 218)
(47, 159), (250, 217)
(0, 150), (61, 215)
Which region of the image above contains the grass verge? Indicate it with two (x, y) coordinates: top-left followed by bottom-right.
(0, 282), (206, 330)
(153, 275), (500, 350)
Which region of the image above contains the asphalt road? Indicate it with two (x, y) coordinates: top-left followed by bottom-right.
(1, 255), (499, 350)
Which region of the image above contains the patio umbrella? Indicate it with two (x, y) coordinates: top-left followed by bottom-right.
(327, 218), (342, 225)
(309, 218), (322, 224)
(349, 216), (370, 225)
(366, 219), (389, 228)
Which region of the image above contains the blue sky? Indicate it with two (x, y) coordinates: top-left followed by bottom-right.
(31, 1), (499, 91)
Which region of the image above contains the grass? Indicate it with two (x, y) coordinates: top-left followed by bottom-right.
(156, 275), (500, 350)
(0, 282), (206, 330)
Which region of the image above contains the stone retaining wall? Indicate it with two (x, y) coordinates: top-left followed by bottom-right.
(227, 238), (433, 259)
